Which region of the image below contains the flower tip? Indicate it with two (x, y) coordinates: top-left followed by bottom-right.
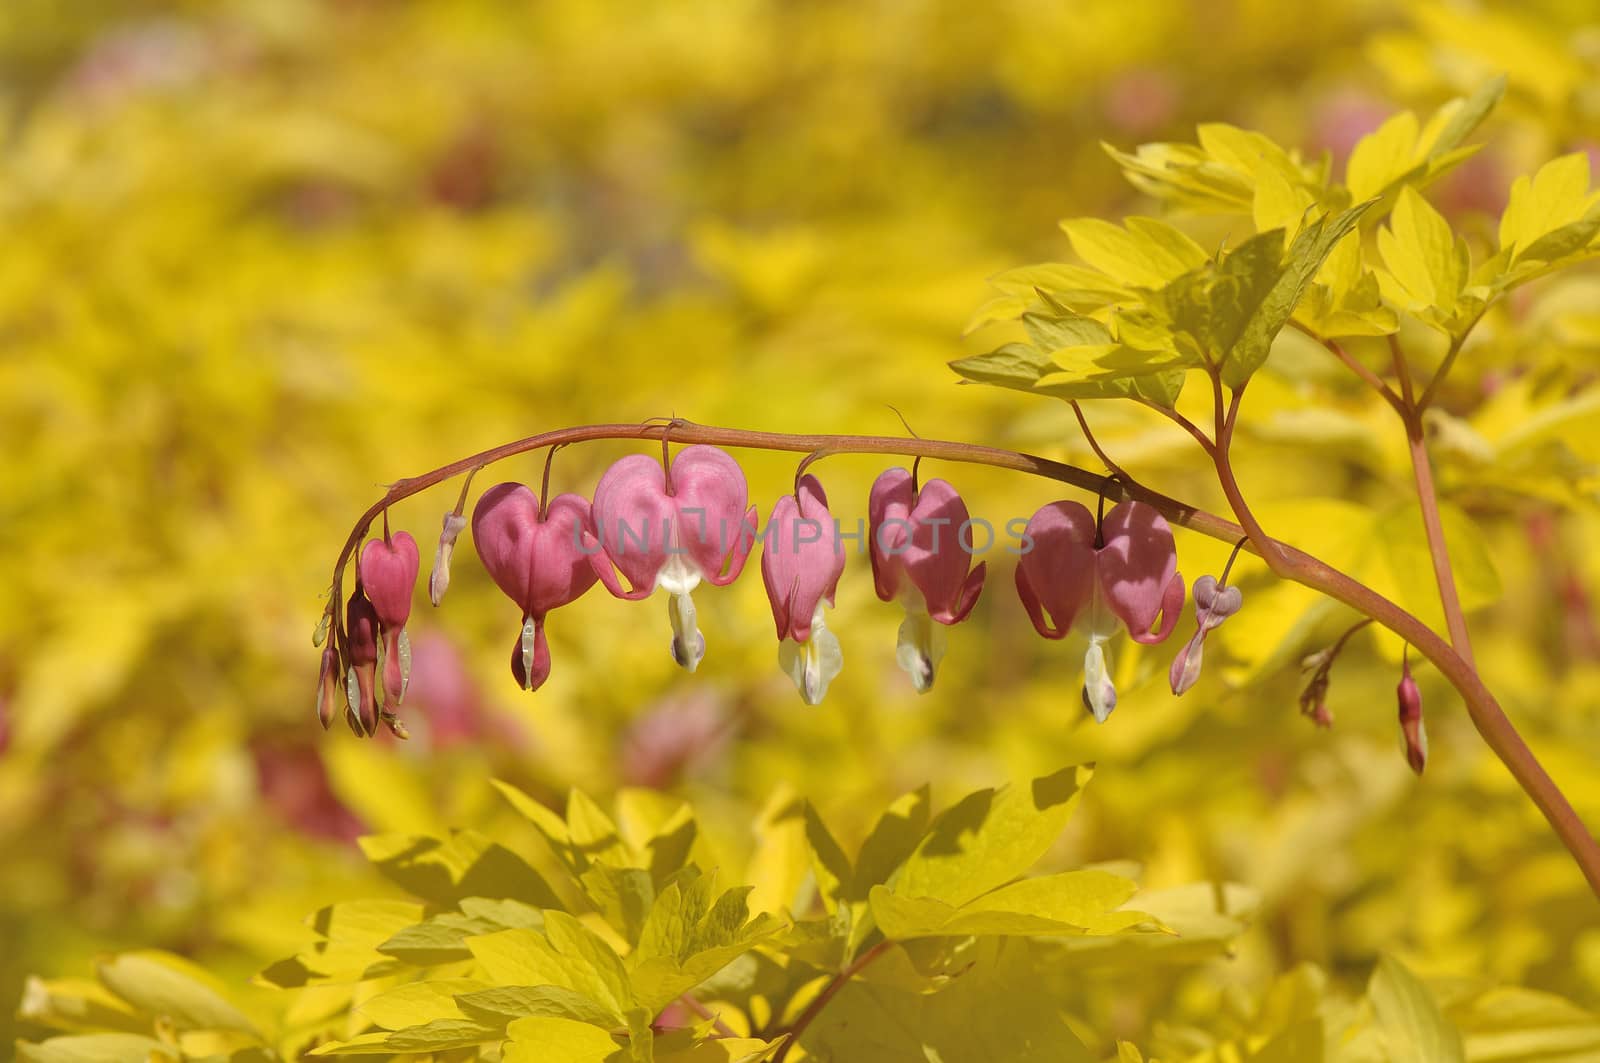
(1168, 633), (1204, 695)
(671, 630), (707, 672)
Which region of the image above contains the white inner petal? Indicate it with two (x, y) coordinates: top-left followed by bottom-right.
(520, 615), (538, 690)
(779, 604), (842, 705)
(668, 590), (706, 672)
(894, 605), (947, 694)
(655, 552), (703, 597)
(1082, 637), (1117, 723)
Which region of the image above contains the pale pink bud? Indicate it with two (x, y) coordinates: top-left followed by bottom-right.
(429, 511), (468, 607)
(1397, 656), (1427, 775)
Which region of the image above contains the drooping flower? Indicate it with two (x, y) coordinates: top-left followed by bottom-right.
(868, 467), (987, 693)
(587, 445), (758, 671)
(359, 531), (420, 706)
(1168, 572), (1244, 695)
(1015, 499), (1184, 722)
(472, 482), (599, 692)
(1397, 651), (1427, 775)
(344, 588), (380, 736)
(761, 474), (846, 704)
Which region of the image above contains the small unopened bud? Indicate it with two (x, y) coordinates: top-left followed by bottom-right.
(316, 645), (342, 730)
(345, 590), (380, 736)
(430, 511), (468, 607)
(1169, 631), (1205, 695)
(312, 610), (330, 647)
(1397, 654), (1427, 775)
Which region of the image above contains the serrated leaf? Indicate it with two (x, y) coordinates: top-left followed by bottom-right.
(309, 1019), (504, 1055)
(357, 979), (485, 1030)
(1377, 186), (1467, 318)
(1347, 110), (1422, 203)
(466, 923), (632, 1025)
(96, 952), (258, 1036)
(1370, 955), (1465, 1063)
(377, 912), (502, 963)
(503, 1017), (619, 1063)
(1023, 311), (1114, 351)
(1221, 202), (1373, 387)
(456, 984), (622, 1029)
(629, 877), (782, 1011)
(949, 343), (1053, 389)
(892, 765), (1091, 908)
(358, 830), (562, 909)
(1060, 217), (1208, 289)
(870, 870), (1147, 940)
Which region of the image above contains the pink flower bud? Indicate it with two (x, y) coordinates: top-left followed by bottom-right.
(344, 589), (380, 736)
(1397, 656), (1427, 775)
(1168, 630), (1206, 695)
(360, 532), (420, 706)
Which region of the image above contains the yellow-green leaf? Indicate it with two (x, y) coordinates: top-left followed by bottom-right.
(1369, 955), (1465, 1063)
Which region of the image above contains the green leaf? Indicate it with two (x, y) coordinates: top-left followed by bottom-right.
(802, 803), (852, 914)
(1347, 110), (1422, 203)
(17, 977), (148, 1035)
(378, 912), (505, 964)
(1499, 153), (1600, 265)
(356, 979), (485, 1030)
(654, 1033), (786, 1062)
(358, 830), (562, 909)
(869, 870), (1146, 940)
(803, 938), (1093, 1062)
(852, 786), (932, 902)
(1059, 217), (1208, 289)
(1221, 202), (1373, 387)
(949, 343), (1054, 390)
(503, 1017), (620, 1063)
(457, 984), (623, 1029)
(95, 952), (258, 1035)
(1419, 75), (1505, 166)
(15, 1035), (176, 1063)
(1377, 187), (1468, 319)
(466, 921), (633, 1025)
(308, 1019), (505, 1055)
(1023, 310), (1114, 351)
(1376, 501), (1501, 634)
(892, 765), (1092, 908)
(1370, 955), (1465, 1063)
(629, 877), (782, 1011)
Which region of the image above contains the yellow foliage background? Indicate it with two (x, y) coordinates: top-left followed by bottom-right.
(3, 0), (1600, 1053)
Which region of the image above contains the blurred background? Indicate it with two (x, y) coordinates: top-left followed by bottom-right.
(3, 0), (1600, 1051)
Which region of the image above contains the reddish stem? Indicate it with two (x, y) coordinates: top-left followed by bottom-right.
(772, 940), (892, 1062)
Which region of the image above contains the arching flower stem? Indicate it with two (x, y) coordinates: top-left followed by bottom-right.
(318, 418), (1600, 898)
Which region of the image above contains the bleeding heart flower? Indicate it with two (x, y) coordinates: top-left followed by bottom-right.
(761, 474), (846, 704)
(1397, 652), (1427, 775)
(1016, 499), (1184, 722)
(344, 588), (380, 736)
(316, 644), (342, 730)
(1168, 573), (1245, 695)
(868, 467), (987, 693)
(472, 482), (599, 692)
(587, 445), (758, 672)
(359, 532), (420, 707)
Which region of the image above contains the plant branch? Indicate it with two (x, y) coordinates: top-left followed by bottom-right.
(772, 941), (892, 1062)
(323, 418), (1600, 897)
(1131, 397), (1215, 454)
(1417, 310), (1487, 411)
(1069, 400), (1133, 482)
(1291, 322), (1405, 412)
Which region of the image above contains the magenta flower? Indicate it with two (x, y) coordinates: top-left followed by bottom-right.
(588, 445), (758, 672)
(472, 482), (599, 691)
(359, 531), (420, 707)
(344, 588), (380, 735)
(761, 475), (846, 704)
(1397, 653), (1427, 775)
(1015, 499), (1184, 722)
(868, 468), (987, 693)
